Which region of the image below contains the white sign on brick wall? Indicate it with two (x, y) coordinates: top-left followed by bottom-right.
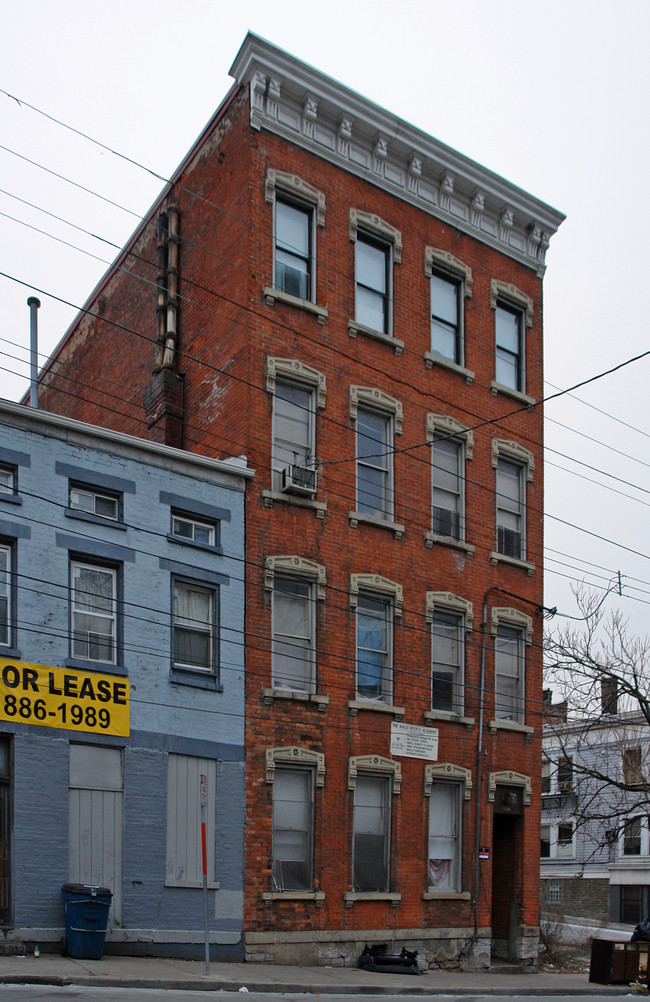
(390, 721), (438, 761)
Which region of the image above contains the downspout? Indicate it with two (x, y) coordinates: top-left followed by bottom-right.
(27, 297), (41, 408)
(162, 203), (180, 370)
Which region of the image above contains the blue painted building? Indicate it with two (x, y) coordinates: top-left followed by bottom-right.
(0, 399), (252, 957)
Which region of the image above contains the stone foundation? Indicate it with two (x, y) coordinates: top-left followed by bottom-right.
(245, 926), (493, 970)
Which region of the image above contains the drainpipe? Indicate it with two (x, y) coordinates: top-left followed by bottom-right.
(27, 297), (41, 408)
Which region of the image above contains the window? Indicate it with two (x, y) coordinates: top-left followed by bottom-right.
(624, 746), (644, 785)
(356, 409), (392, 519)
(0, 467), (16, 496)
(272, 382), (316, 494)
(540, 822), (574, 859)
(428, 783), (460, 891)
(624, 817), (642, 856)
(353, 773), (391, 891)
(496, 459), (524, 560)
(546, 879), (562, 904)
(166, 754), (216, 887)
(356, 593), (392, 702)
(557, 757), (573, 792)
(71, 561), (117, 664)
(0, 545), (11, 649)
(431, 435), (463, 539)
(495, 625), (524, 723)
(621, 885), (644, 924)
(171, 513), (216, 547)
(272, 768), (313, 891)
(272, 578), (315, 692)
(70, 484), (120, 521)
(173, 580), (216, 673)
(495, 301), (523, 391)
(355, 234), (390, 333)
(541, 759), (551, 794)
(431, 611), (463, 714)
(275, 197), (312, 301)
(431, 272), (462, 364)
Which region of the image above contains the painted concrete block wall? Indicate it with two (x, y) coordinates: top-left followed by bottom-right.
(0, 403), (250, 955)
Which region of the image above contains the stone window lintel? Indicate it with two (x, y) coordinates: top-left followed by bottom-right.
(265, 169), (326, 227)
(266, 357), (327, 409)
(350, 386), (403, 435)
(490, 279), (533, 327)
(349, 209), (402, 263)
(265, 746), (325, 787)
(265, 556), (327, 600)
(425, 247), (473, 297)
(488, 770), (532, 805)
(350, 573), (403, 617)
(427, 414), (474, 459)
(348, 754), (401, 792)
(425, 592), (474, 630)
(492, 438), (534, 481)
(490, 606), (533, 644)
(424, 762), (472, 799)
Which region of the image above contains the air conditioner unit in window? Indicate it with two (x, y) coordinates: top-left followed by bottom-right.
(498, 527), (522, 559)
(281, 465), (317, 497)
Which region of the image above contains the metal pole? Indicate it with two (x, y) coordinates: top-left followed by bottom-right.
(27, 297), (40, 408)
(200, 773), (210, 974)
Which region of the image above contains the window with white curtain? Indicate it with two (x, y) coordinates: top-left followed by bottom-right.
(173, 580), (216, 673)
(428, 783), (461, 891)
(71, 560), (117, 664)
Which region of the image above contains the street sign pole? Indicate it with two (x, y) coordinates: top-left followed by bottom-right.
(200, 773), (210, 974)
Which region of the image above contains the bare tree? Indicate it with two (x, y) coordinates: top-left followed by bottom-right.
(543, 586), (650, 855)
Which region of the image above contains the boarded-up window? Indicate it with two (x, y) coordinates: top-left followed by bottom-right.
(166, 754), (217, 887)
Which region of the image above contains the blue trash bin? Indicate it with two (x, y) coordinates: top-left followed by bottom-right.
(61, 883), (112, 959)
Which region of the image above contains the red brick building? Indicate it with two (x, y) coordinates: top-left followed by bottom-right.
(37, 35), (564, 967)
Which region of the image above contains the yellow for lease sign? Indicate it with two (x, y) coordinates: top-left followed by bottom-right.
(0, 659), (130, 737)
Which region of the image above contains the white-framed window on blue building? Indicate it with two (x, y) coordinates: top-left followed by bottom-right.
(172, 580), (216, 674)
(0, 545), (11, 649)
(70, 483), (120, 521)
(71, 560), (117, 665)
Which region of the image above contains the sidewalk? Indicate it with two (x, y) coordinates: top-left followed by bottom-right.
(0, 952), (634, 995)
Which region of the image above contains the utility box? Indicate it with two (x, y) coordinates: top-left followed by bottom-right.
(589, 938), (648, 984)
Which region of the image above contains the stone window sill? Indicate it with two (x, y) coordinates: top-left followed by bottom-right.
(0, 494), (22, 506)
(349, 511), (404, 539)
(262, 891), (325, 905)
(347, 699), (404, 720)
(348, 320), (404, 355)
(489, 718), (534, 739)
(424, 352), (474, 384)
(263, 287), (328, 325)
(261, 490), (327, 520)
(167, 534), (223, 556)
(425, 532), (475, 556)
(262, 687), (329, 711)
(344, 891), (401, 906)
(422, 890), (471, 901)
(65, 658), (127, 676)
(489, 380), (536, 407)
(65, 509), (126, 530)
(423, 710), (475, 729)
(170, 668), (223, 691)
(489, 551), (535, 576)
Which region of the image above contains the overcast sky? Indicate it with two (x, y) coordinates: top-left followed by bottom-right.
(1, 0), (649, 646)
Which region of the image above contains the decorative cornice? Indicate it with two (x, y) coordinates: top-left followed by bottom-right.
(490, 606), (534, 644)
(348, 754), (401, 792)
(424, 763), (472, 799)
(230, 34), (565, 277)
(349, 573), (403, 617)
(427, 413), (474, 459)
(265, 746), (325, 786)
(349, 386), (403, 435)
(266, 357), (327, 409)
(491, 438), (535, 481)
(424, 247), (472, 296)
(349, 210), (402, 263)
(425, 592), (474, 630)
(488, 770), (532, 805)
(265, 169), (326, 227)
(264, 555), (327, 600)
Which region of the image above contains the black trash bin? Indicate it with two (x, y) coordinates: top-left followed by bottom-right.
(61, 883), (112, 959)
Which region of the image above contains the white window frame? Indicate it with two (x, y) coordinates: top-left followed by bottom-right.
(272, 576), (316, 694)
(540, 820), (576, 860)
(496, 458), (525, 560)
(356, 591), (393, 703)
(263, 170), (327, 322)
(348, 210), (403, 352)
(355, 407), (393, 521)
(70, 560), (117, 665)
(0, 466), (16, 496)
(431, 434), (464, 541)
(171, 512), (216, 547)
(490, 439), (535, 573)
(424, 247), (473, 379)
(621, 815), (650, 857)
(271, 766), (314, 892)
(427, 781), (462, 892)
(489, 280), (533, 401)
(431, 609), (465, 716)
(271, 380), (317, 494)
(172, 579), (216, 674)
(490, 607), (532, 727)
(0, 543), (11, 649)
(70, 484), (120, 521)
(494, 624), (525, 724)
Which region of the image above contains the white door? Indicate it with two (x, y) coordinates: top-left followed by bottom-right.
(68, 744), (123, 926)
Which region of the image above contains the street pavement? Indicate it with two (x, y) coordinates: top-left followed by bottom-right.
(0, 952), (637, 996)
